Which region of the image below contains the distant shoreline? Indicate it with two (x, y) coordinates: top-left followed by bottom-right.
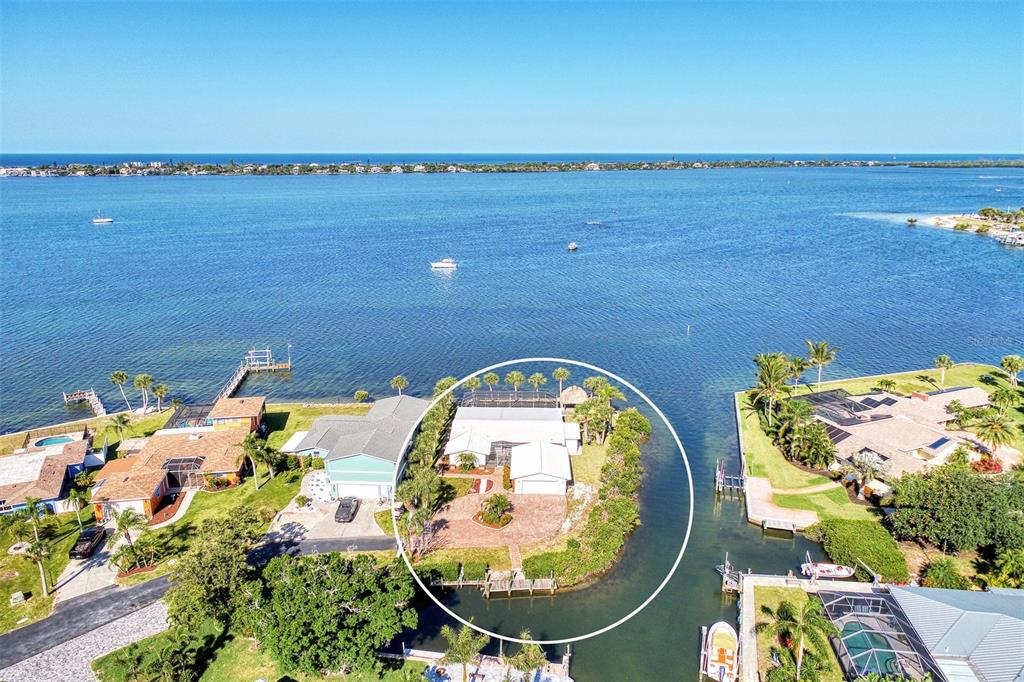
(920, 212), (1024, 245)
(3, 158), (1024, 177)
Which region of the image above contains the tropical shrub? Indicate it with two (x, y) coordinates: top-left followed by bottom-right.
(502, 464), (512, 490)
(353, 390), (369, 403)
(887, 466), (1024, 552)
(481, 494), (512, 525)
(458, 451), (477, 472)
(920, 557), (970, 590)
(295, 495), (309, 508)
(972, 457), (1003, 474)
(806, 519), (909, 582)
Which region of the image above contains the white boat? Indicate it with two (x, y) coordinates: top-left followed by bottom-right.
(801, 562), (855, 579)
(567, 242), (578, 251)
(91, 215), (114, 224)
(701, 621), (738, 682)
(430, 257), (457, 269)
(586, 220), (603, 226)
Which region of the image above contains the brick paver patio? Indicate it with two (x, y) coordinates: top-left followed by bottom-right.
(431, 492), (566, 549)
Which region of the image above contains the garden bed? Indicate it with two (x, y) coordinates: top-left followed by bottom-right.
(472, 512), (511, 529)
(116, 564), (158, 579)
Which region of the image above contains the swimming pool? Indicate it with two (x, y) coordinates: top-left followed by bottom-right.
(35, 435), (73, 447)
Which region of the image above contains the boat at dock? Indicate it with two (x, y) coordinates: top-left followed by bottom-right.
(801, 561), (855, 579)
(700, 621), (739, 682)
(567, 242), (578, 251)
(430, 258), (457, 269)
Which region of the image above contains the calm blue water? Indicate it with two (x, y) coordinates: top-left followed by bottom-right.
(1, 167), (1022, 680)
(4, 152), (1023, 166)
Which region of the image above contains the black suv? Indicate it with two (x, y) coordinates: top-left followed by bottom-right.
(334, 497), (359, 523)
(69, 527), (106, 559)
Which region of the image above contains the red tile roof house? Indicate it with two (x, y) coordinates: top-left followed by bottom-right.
(91, 426), (248, 522)
(0, 434), (104, 516)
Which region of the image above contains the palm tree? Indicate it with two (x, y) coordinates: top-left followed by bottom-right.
(152, 383), (169, 412)
(850, 450), (887, 499)
(240, 433), (267, 489)
(66, 487), (91, 530)
(26, 540), (50, 598)
(933, 355), (954, 388)
(583, 375), (608, 396)
(553, 367), (570, 397)
(504, 371), (526, 396)
(991, 385), (1020, 415)
(110, 371), (133, 411)
(389, 375), (409, 396)
(465, 376), (482, 394)
(990, 548), (1024, 588)
(133, 374), (153, 412)
(753, 353), (791, 426)
(440, 623), (489, 682)
(787, 356), (810, 388)
(876, 378), (897, 393)
(804, 340), (839, 390)
(1002, 355), (1024, 388)
(974, 414), (1016, 453)
(106, 412), (133, 442)
(777, 399), (814, 459)
(483, 372), (500, 394)
(398, 465), (441, 513)
(111, 509), (148, 569)
(527, 372), (547, 397)
(506, 629), (548, 682)
(20, 496), (45, 542)
(755, 598), (837, 681)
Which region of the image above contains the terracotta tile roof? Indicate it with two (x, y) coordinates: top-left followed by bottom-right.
(207, 396), (266, 420)
(91, 427), (247, 504)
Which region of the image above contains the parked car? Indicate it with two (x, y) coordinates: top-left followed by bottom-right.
(334, 497), (359, 523)
(69, 527), (106, 559)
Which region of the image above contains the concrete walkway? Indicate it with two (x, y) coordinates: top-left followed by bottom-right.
(744, 477), (819, 530)
(148, 489), (197, 529)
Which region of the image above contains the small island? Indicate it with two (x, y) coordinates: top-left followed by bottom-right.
(922, 206), (1024, 246)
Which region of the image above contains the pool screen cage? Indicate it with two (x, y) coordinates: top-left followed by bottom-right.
(818, 591), (945, 681)
(162, 456), (207, 489)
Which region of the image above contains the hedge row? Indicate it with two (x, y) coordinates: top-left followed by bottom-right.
(523, 408), (650, 582)
(806, 519), (909, 583)
(413, 559), (489, 583)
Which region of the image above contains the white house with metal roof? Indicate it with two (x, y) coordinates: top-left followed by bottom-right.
(443, 406), (581, 468)
(280, 395), (429, 499)
(508, 441), (572, 495)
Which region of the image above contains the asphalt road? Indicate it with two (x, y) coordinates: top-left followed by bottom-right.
(0, 536), (397, 671)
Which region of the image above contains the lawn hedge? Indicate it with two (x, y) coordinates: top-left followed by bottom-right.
(806, 519), (908, 583)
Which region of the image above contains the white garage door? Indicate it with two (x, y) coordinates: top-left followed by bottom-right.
(515, 479), (565, 495)
(333, 482), (390, 500)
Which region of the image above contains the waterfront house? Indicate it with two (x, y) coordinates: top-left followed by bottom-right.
(90, 426), (247, 521)
(205, 395), (266, 433)
(443, 406), (581, 478)
(0, 434), (103, 515)
(508, 441), (572, 495)
(794, 386), (993, 478)
(818, 586), (1024, 682)
(279, 395), (428, 499)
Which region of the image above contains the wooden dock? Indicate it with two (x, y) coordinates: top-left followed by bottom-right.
(216, 346), (292, 400)
(62, 388), (106, 417)
(432, 568), (557, 598)
(761, 518), (796, 533)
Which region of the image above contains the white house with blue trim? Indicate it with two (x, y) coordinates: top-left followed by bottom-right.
(280, 395), (429, 500)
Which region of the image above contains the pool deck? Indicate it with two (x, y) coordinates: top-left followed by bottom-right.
(737, 573), (877, 682)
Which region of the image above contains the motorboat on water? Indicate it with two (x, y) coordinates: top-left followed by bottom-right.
(586, 220), (603, 225)
(91, 214), (114, 224)
(801, 562), (855, 579)
(430, 257), (458, 269)
(700, 621), (739, 682)
(567, 242), (578, 251)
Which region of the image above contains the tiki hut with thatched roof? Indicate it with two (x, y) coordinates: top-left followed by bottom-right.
(560, 385), (589, 411)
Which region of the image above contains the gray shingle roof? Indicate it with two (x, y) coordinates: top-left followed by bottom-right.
(890, 586), (1024, 682)
(295, 395), (429, 463)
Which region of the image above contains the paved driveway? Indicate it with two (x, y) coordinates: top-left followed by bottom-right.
(431, 493), (566, 549)
(54, 531), (122, 603)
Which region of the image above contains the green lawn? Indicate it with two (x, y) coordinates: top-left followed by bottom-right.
(93, 621), (428, 682)
(753, 587), (844, 682)
(774, 487), (876, 521)
(736, 392), (829, 489)
(264, 403), (371, 450)
(0, 510), (93, 633)
(144, 467), (301, 561)
(415, 546), (512, 572)
(572, 441), (608, 487)
(441, 476), (476, 498)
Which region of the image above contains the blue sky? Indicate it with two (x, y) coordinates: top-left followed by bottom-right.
(2, 1), (1021, 153)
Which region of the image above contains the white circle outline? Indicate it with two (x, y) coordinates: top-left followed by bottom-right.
(390, 357), (694, 645)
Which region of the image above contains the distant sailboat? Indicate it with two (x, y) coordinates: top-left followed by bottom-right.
(91, 211), (114, 224)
